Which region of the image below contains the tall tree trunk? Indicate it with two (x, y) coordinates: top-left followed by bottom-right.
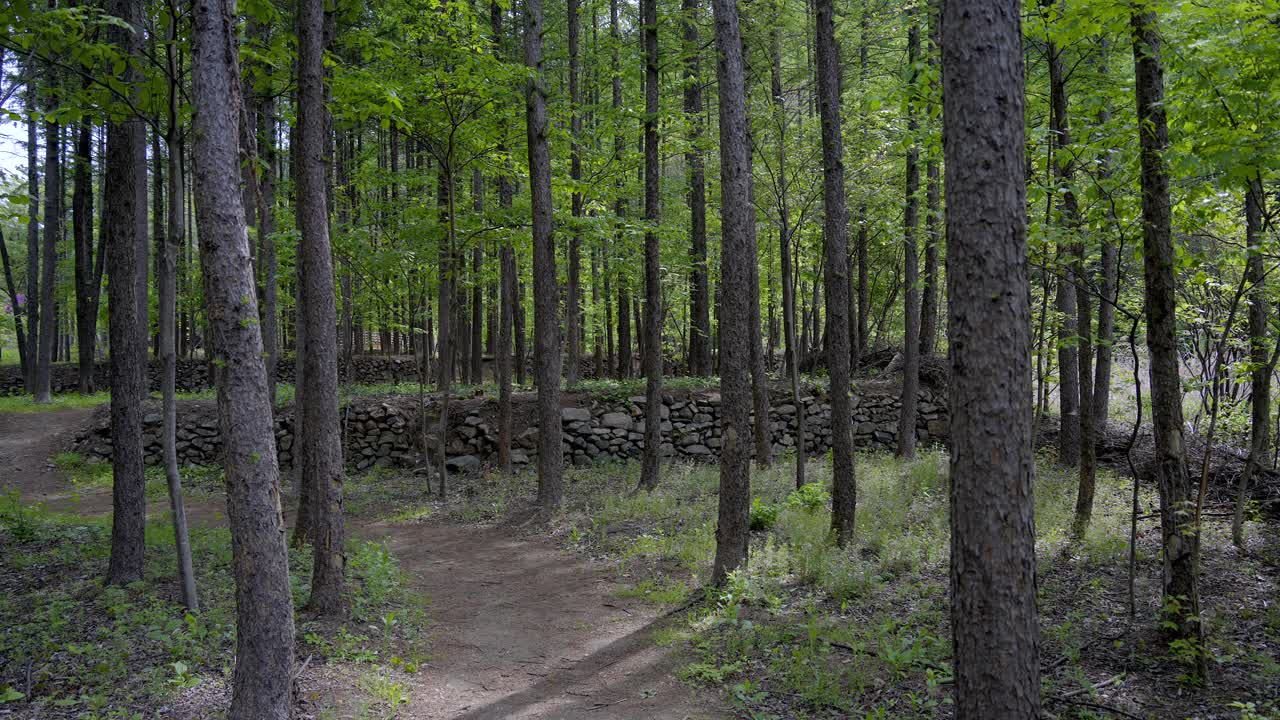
(73, 121), (96, 392)
(471, 171), (484, 383)
(943, 0), (1041, 714)
(1234, 179), (1268, 547)
(1092, 78), (1118, 433)
(772, 26), (804, 488)
(684, 0), (710, 377)
(565, 0), (583, 387)
(35, 106), (60, 403)
(709, 0), (753, 586)
(24, 69), (38, 394)
(637, 0), (663, 493)
(526, 0), (564, 508)
(854, 6), (870, 366)
(1047, 29), (1096, 535)
(1131, 3), (1204, 675)
(815, 0), (855, 542)
(258, 103), (279, 407)
(299, 0), (346, 614)
(190, 0), (296, 711)
(896, 20), (921, 458)
(162, 3), (197, 611)
(104, 0), (146, 587)
(492, 1), (515, 475)
(918, 4), (941, 358)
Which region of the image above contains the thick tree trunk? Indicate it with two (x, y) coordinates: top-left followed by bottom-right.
(1131, 4), (1204, 675)
(190, 0), (296, 711)
(685, 0), (711, 377)
(709, 0), (753, 586)
(896, 20), (921, 458)
(815, 0), (855, 544)
(35, 110), (60, 403)
(299, 0), (346, 614)
(943, 0), (1041, 714)
(73, 122), (96, 392)
(526, 0), (564, 508)
(637, 0), (663, 493)
(104, 0), (147, 587)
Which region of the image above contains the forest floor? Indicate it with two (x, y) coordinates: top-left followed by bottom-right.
(3, 404), (1280, 719)
(0, 407), (726, 719)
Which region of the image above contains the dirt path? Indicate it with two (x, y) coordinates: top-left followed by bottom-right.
(0, 407), (727, 720)
(0, 407), (95, 506)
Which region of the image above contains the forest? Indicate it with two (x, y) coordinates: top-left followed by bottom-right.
(0, 0), (1277, 716)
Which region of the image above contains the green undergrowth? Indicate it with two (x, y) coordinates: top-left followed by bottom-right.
(0, 493), (427, 719)
(545, 451), (1276, 719)
(52, 452), (226, 503)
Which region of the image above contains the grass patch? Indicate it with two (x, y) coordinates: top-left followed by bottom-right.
(0, 497), (427, 718)
(532, 450), (1276, 719)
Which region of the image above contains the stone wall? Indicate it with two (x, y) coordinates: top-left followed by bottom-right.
(72, 383), (948, 472)
(1, 355), (423, 396)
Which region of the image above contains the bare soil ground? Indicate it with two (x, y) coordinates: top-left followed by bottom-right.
(0, 407), (725, 720)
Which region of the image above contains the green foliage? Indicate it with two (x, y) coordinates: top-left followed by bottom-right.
(0, 500), (426, 717)
(749, 497), (779, 531)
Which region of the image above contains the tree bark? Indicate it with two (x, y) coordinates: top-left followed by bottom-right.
(258, 101), (279, 407)
(35, 104), (60, 403)
(1234, 179), (1268, 547)
(770, 26), (805, 488)
(162, 3), (197, 611)
(1045, 29), (1097, 535)
(918, 5), (941, 358)
(24, 68), (38, 394)
(896, 20), (921, 458)
(1131, 3), (1204, 674)
(191, 0), (296, 711)
(684, 0), (711, 377)
(526, 0), (564, 508)
(815, 0), (855, 544)
(943, 0), (1041, 714)
(73, 121), (97, 392)
(104, 0), (147, 587)
(709, 0), (753, 585)
(637, 0), (663, 493)
(299, 0), (346, 614)
(566, 0), (583, 387)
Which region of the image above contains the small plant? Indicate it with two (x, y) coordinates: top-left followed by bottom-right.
(0, 491), (38, 542)
(785, 482), (830, 513)
(749, 497), (779, 531)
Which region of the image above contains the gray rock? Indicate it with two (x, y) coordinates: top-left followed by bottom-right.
(601, 412), (632, 430)
(561, 407), (591, 423)
(446, 454), (482, 473)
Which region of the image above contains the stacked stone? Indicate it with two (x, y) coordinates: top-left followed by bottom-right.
(74, 386), (950, 474)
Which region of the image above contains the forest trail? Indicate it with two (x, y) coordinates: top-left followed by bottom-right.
(0, 407), (725, 720)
